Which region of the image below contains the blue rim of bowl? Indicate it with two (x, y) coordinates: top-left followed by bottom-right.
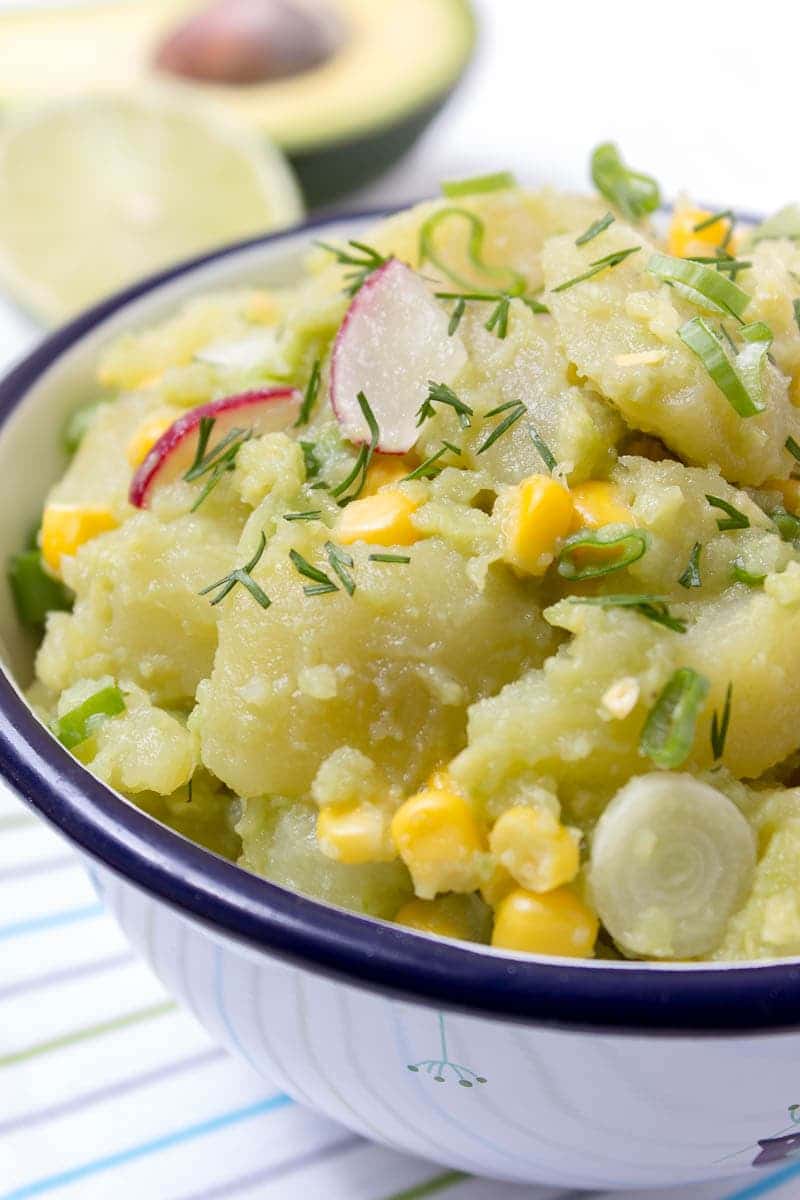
(1, 209), (799, 1037)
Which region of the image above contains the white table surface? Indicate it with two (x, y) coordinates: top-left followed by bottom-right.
(2, 3), (800, 1198)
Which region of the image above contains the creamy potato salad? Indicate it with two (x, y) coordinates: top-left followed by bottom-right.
(16, 146), (800, 962)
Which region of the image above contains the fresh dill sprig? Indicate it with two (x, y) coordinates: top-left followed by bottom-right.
(369, 552), (411, 563)
(435, 289), (549, 338)
(678, 542), (702, 589)
(571, 593), (687, 633)
(183, 418), (252, 511)
(325, 541), (355, 596)
(693, 208), (735, 251)
(711, 681), (733, 761)
(416, 381), (473, 430)
(283, 510), (323, 522)
(199, 531), (270, 609)
(290, 548), (339, 596)
(330, 392), (381, 505)
(705, 494), (750, 531)
(794, 298), (800, 333)
(575, 212), (615, 246)
(529, 427), (557, 472)
(552, 246), (641, 293)
(476, 400), (526, 454)
(316, 239), (388, 297)
(294, 360), (321, 427)
(786, 434), (800, 465)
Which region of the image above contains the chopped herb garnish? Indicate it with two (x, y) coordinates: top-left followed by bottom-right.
(476, 400), (526, 454)
(441, 171), (517, 198)
(485, 293), (511, 338)
(693, 209), (735, 250)
(678, 542), (703, 589)
(416, 381), (473, 430)
(732, 557), (766, 586)
(53, 684), (126, 751)
(199, 531), (271, 609)
(435, 289), (548, 338)
(8, 549), (72, 627)
(590, 142), (661, 222)
(711, 682), (733, 761)
(684, 254), (752, 281)
(647, 254), (750, 322)
(441, 440), (462, 456)
(294, 359), (321, 427)
(402, 445), (449, 480)
(571, 593), (686, 633)
(316, 239), (388, 297)
(552, 246), (641, 293)
(640, 667), (710, 769)
(705, 494), (750, 531)
(331, 392), (380, 505)
(325, 541), (355, 596)
(575, 212), (615, 246)
(300, 440), (322, 480)
(557, 527), (650, 580)
(680, 317), (770, 417)
(529, 427), (557, 472)
(369, 552), (411, 563)
(283, 510), (322, 522)
(419, 207), (526, 294)
(183, 419), (252, 511)
(794, 299), (800, 333)
(787, 436), (800, 469)
(771, 506), (800, 544)
(290, 547), (338, 595)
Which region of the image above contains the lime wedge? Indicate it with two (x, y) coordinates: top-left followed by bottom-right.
(0, 91), (304, 323)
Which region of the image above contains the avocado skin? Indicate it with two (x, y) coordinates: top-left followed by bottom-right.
(288, 85), (460, 208)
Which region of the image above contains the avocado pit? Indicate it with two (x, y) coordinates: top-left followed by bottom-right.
(154, 0), (345, 86)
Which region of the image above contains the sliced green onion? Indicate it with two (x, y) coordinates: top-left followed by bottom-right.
(325, 541), (355, 597)
(705, 494), (750, 531)
(529, 427), (557, 472)
(771, 506), (800, 544)
(62, 400), (106, 455)
(418, 207), (526, 294)
(571, 593), (686, 632)
(8, 550), (72, 627)
(552, 246), (640, 294)
(648, 254), (750, 322)
(294, 359), (321, 427)
(53, 684), (125, 750)
(441, 171), (517, 197)
(736, 321), (774, 409)
(678, 542), (702, 589)
(640, 667), (710, 769)
(750, 204), (800, 245)
(711, 682), (733, 761)
(679, 317), (765, 417)
(369, 552), (411, 563)
(590, 143), (661, 222)
(575, 212), (615, 246)
(732, 557), (765, 586)
(557, 526), (650, 580)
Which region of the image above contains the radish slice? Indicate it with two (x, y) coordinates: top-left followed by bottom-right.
(330, 258), (467, 453)
(129, 387), (300, 508)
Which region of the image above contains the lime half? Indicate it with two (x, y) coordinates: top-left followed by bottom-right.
(0, 91), (304, 323)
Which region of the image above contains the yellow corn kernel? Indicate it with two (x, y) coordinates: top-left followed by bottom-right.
(480, 863), (516, 909)
(391, 785), (485, 899)
(335, 489), (421, 547)
(667, 204), (738, 259)
(497, 474), (574, 576)
(126, 413), (175, 468)
(393, 897), (473, 940)
(41, 505), (118, 575)
(317, 801), (394, 865)
(489, 806), (580, 893)
(492, 886), (598, 957)
(245, 290), (279, 324)
(765, 477), (800, 515)
(570, 480), (633, 531)
(361, 455), (412, 496)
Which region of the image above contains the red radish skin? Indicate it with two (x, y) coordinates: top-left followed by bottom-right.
(129, 387), (301, 508)
(330, 258), (467, 454)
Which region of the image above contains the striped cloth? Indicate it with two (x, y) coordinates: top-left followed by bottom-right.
(1, 782), (798, 1200)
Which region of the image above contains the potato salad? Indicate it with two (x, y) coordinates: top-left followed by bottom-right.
(16, 146), (800, 962)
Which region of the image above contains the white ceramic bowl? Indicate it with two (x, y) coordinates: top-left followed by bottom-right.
(2, 217), (800, 1194)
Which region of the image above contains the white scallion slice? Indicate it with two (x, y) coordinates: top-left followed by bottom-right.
(589, 773), (756, 959)
(647, 253), (750, 322)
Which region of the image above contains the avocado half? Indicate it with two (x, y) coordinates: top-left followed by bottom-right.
(0, 0), (476, 206)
